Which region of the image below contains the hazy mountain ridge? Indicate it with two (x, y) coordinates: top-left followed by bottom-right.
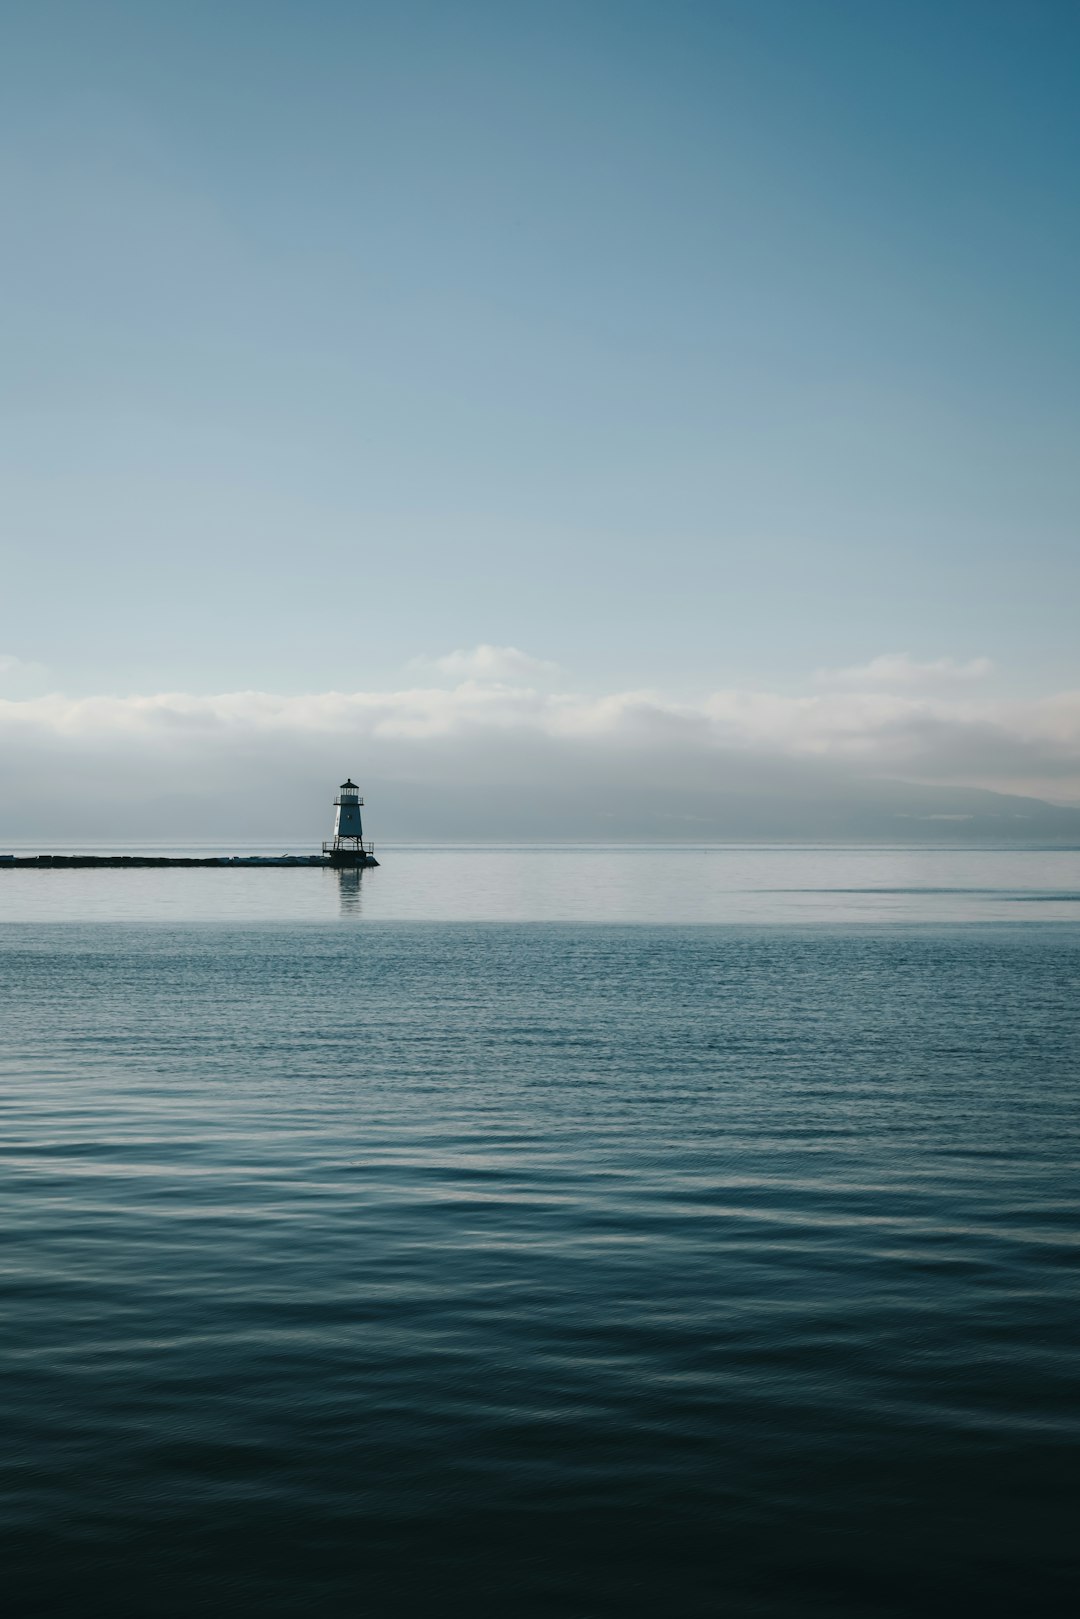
(5, 747), (1079, 846)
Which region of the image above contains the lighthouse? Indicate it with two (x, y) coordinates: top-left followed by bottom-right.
(323, 778), (378, 866)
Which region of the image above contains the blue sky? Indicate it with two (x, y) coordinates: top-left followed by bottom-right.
(2, 1), (1079, 828)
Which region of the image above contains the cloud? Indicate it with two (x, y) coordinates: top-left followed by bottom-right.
(0, 653), (48, 684)
(0, 682), (1068, 762)
(815, 653), (993, 687)
(424, 644), (560, 681)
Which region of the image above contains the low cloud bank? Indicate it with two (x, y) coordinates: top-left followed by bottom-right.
(2, 675), (1080, 841)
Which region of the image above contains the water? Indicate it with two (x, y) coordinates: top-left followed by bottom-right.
(2, 842), (1080, 923)
(2, 850), (1079, 1616)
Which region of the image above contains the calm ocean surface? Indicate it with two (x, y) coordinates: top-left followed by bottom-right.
(2, 848), (1078, 1616)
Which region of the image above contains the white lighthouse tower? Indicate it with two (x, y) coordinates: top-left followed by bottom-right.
(323, 778), (378, 866)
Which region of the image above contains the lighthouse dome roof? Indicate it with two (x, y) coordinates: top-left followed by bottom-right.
(340, 778), (358, 789)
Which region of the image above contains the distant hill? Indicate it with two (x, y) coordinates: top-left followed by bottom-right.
(4, 731), (1080, 845)
(368, 767), (1080, 844)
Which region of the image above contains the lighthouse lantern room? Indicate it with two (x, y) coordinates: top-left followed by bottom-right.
(323, 778), (378, 866)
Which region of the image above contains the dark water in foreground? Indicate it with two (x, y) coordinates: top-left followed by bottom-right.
(2, 918), (1079, 1616)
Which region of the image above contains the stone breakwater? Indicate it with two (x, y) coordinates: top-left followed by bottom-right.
(0, 854), (354, 868)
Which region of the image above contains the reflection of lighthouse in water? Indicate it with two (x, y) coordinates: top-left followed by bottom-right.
(323, 778), (379, 867)
(335, 866), (364, 916)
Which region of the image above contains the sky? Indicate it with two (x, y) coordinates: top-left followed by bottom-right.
(2, 0), (1079, 834)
